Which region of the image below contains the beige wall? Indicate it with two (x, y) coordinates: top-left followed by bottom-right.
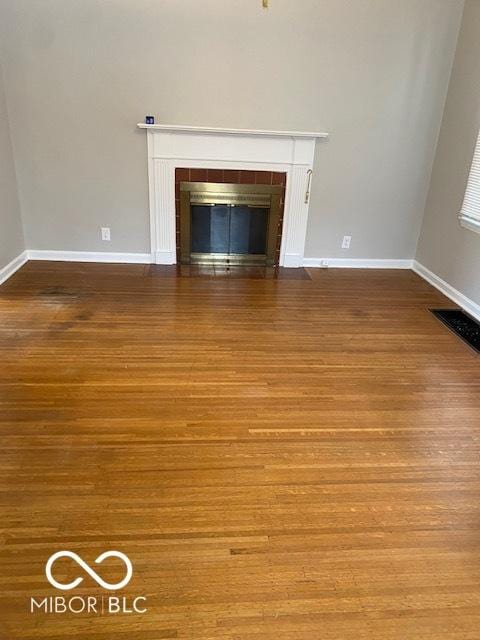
(0, 0), (464, 259)
(0, 60), (24, 270)
(416, 0), (480, 305)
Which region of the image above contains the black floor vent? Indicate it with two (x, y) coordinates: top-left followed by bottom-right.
(430, 309), (480, 353)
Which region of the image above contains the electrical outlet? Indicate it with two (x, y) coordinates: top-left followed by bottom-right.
(321, 260), (329, 268)
(342, 235), (351, 249)
(101, 227), (111, 242)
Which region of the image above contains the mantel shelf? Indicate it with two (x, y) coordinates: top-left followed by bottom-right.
(137, 123), (329, 140)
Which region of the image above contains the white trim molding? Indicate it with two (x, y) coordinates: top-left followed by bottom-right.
(413, 260), (480, 322)
(303, 258), (414, 269)
(27, 250), (152, 264)
(459, 215), (480, 234)
(137, 123), (329, 140)
(138, 124), (328, 267)
(0, 250), (28, 286)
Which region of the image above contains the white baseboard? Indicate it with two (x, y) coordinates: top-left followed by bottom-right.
(413, 260), (480, 322)
(13, 252), (414, 271)
(283, 253), (303, 268)
(154, 250), (176, 265)
(303, 258), (414, 269)
(27, 250), (153, 264)
(0, 250), (28, 286)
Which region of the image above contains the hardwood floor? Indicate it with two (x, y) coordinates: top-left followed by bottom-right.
(0, 261), (479, 639)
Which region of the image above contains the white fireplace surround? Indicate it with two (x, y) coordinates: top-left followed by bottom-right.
(138, 123), (328, 267)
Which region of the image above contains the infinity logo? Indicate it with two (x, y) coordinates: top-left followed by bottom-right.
(45, 551), (133, 591)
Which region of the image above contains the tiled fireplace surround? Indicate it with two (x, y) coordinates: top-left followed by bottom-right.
(174, 167), (287, 265)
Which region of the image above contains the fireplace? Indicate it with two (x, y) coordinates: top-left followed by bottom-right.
(179, 181), (284, 265)
(138, 123), (328, 266)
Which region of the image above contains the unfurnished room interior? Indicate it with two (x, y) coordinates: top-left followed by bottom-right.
(1, 1), (480, 638)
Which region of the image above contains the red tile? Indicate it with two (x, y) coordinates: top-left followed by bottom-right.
(239, 170), (256, 184)
(190, 168), (208, 182)
(176, 168), (190, 183)
(255, 171), (272, 185)
(223, 169), (240, 184)
(272, 172), (287, 186)
(207, 169), (224, 183)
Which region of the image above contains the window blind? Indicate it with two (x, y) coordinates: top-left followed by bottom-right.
(460, 130), (480, 232)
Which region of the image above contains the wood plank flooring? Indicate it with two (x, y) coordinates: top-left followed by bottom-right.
(0, 261), (479, 639)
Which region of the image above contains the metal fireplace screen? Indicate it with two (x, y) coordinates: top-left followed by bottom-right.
(179, 182), (283, 266)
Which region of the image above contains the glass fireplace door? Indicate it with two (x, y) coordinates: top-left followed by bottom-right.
(190, 204), (268, 263)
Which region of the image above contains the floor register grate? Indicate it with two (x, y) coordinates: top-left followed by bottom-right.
(430, 308), (480, 353)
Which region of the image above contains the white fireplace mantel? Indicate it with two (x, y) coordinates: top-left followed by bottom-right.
(138, 123), (329, 267)
(138, 123), (329, 140)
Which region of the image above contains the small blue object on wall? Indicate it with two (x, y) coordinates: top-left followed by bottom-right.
(145, 115), (155, 125)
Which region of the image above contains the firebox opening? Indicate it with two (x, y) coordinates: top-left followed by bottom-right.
(179, 181), (284, 266)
